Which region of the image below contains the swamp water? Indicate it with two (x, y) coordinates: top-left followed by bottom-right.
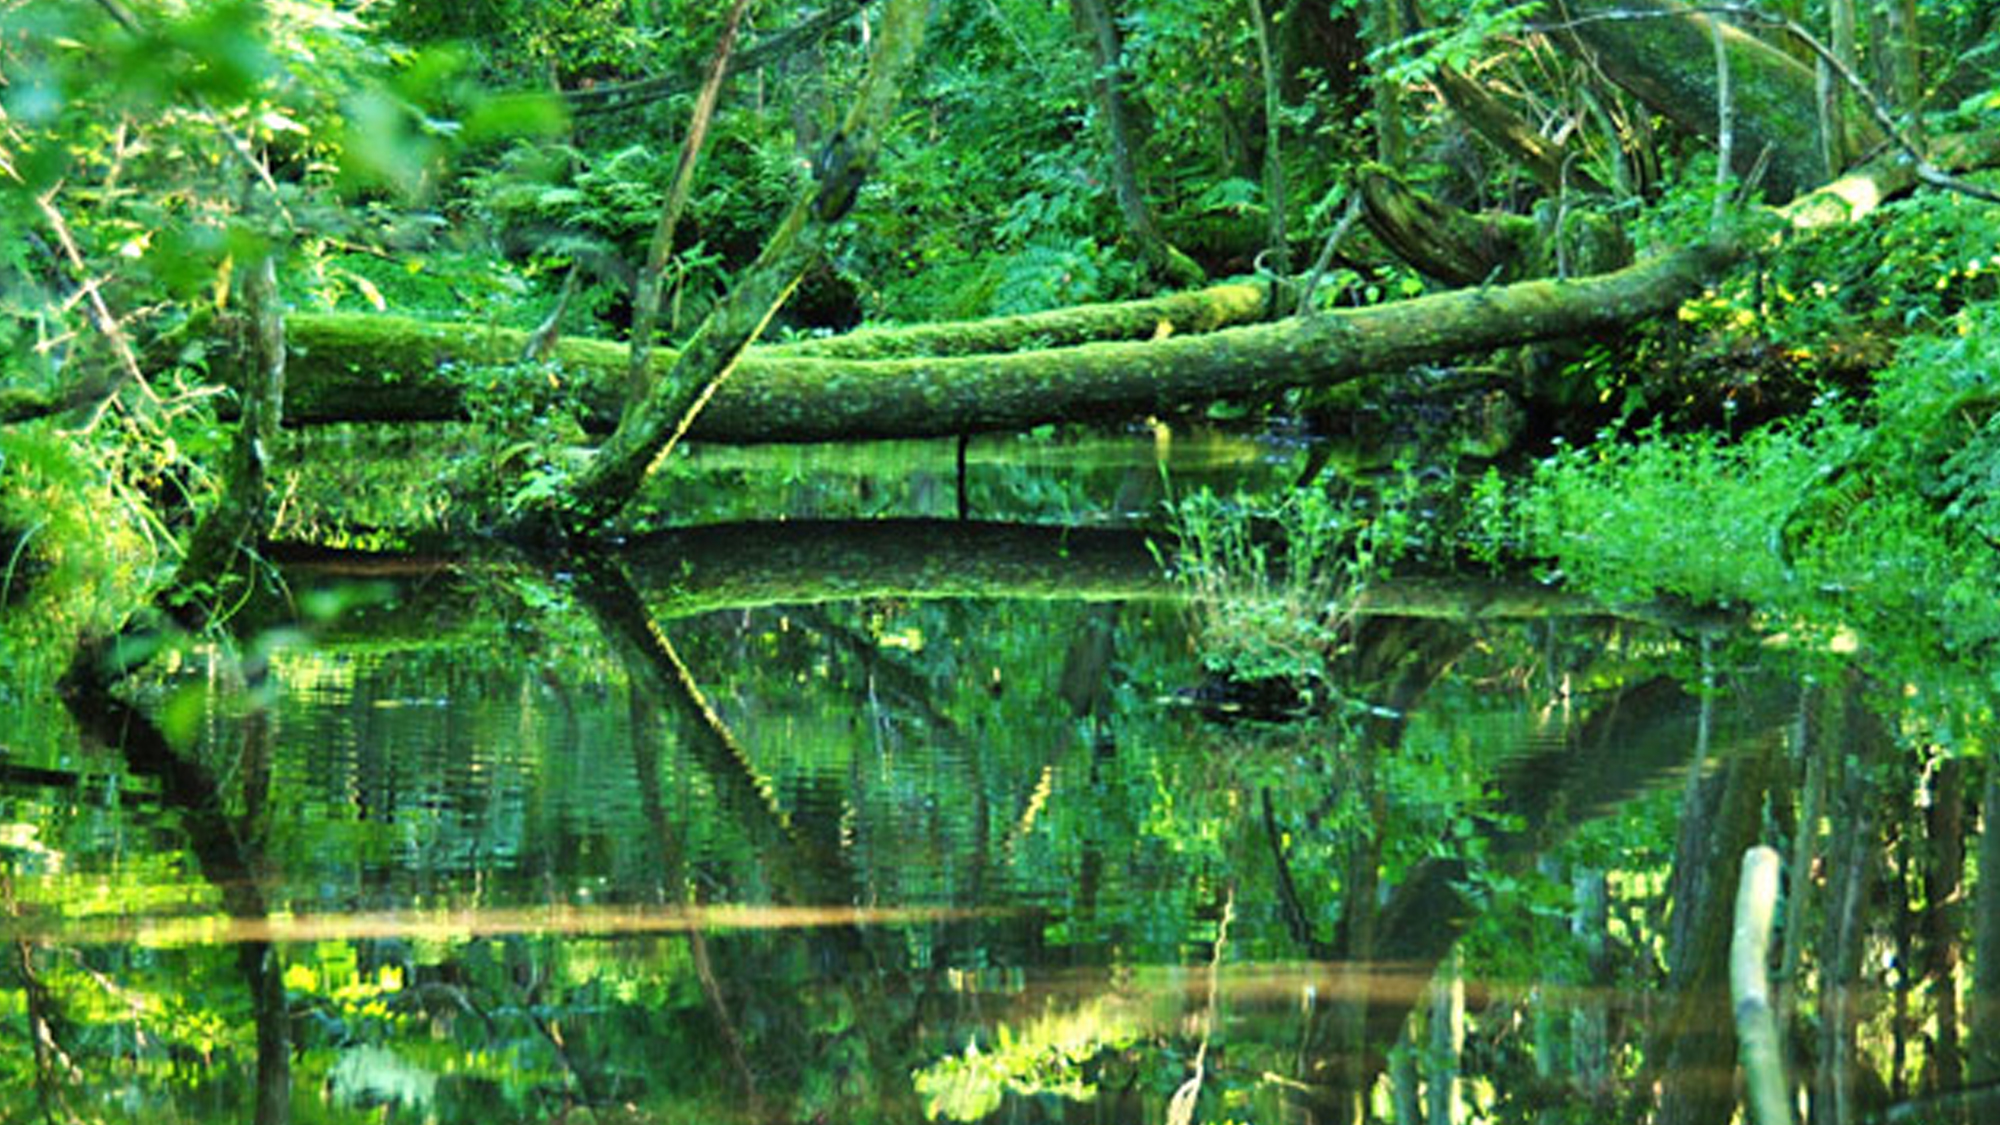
(0, 432), (1984, 1124)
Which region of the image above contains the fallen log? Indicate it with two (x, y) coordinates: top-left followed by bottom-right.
(271, 243), (1732, 443)
(214, 133), (1996, 448)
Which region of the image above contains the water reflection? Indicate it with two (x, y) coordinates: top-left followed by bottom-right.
(7, 518), (1993, 1124)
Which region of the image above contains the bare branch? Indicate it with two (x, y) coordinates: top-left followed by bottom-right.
(1532, 3), (2000, 203)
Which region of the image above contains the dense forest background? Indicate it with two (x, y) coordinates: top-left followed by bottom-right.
(4, 0), (2000, 1123)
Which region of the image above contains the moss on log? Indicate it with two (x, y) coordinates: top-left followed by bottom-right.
(276, 243), (1732, 444)
(1359, 163), (1542, 285)
(766, 281), (1275, 359)
(1432, 65), (1605, 197)
(1556, 0), (1871, 201)
(0, 386), (58, 426)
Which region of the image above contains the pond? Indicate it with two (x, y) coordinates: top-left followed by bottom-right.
(3, 429), (1989, 1125)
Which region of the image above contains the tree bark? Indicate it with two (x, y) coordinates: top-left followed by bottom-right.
(1970, 758), (2000, 1086)
(1552, 0), (1876, 201)
(1924, 758), (1966, 1095)
(1068, 0), (1205, 287)
(273, 243), (1734, 444)
(1732, 845), (1795, 1125)
(555, 0), (929, 530)
(1653, 742), (1781, 1125)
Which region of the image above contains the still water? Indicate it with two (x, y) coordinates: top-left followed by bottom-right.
(2, 431), (1986, 1124)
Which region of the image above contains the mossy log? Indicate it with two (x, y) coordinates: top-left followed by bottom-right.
(1554, 0), (1874, 201)
(1360, 163), (1543, 286)
(559, 0), (931, 529)
(766, 280), (1276, 359)
(245, 139), (1994, 456)
(272, 243), (1733, 443)
(1360, 163), (1633, 287)
(1432, 65), (1605, 197)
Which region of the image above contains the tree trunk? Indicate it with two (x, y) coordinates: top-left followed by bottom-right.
(1369, 0), (1408, 167)
(1814, 679), (1889, 1125)
(168, 253), (287, 627)
(274, 243), (1734, 444)
(625, 0), (754, 398)
(1391, 1020), (1424, 1124)
(67, 252), (287, 687)
(1970, 759), (2000, 1086)
(1823, 0), (1860, 173)
(1426, 949), (1464, 1125)
(768, 279), (1277, 358)
(61, 687), (291, 1125)
(1068, 0), (1205, 287)
(1553, 0), (1875, 201)
(570, 554), (854, 901)
(555, 0), (929, 530)
(282, 523), (1734, 657)
(1248, 0), (1290, 273)
(1298, 672), (1795, 1117)
(1923, 758), (1965, 1096)
(1652, 738), (1781, 1125)
(1571, 867), (1610, 1102)
(214, 133), (1999, 456)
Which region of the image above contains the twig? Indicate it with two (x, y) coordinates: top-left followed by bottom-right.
(1166, 885), (1235, 1125)
(627, 0), (756, 396)
(1295, 195), (1364, 317)
(31, 189), (157, 418)
(1263, 789), (1338, 957)
(1710, 11), (1733, 228)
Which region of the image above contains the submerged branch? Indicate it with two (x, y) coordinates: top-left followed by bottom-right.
(276, 521), (1734, 641)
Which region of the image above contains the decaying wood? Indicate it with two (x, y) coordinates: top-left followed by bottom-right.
(1731, 845), (1795, 1125)
(1431, 65), (1607, 197)
(1548, 0), (1870, 201)
(271, 243), (1732, 444)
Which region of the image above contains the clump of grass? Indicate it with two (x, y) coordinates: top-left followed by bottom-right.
(1165, 480), (1413, 695)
